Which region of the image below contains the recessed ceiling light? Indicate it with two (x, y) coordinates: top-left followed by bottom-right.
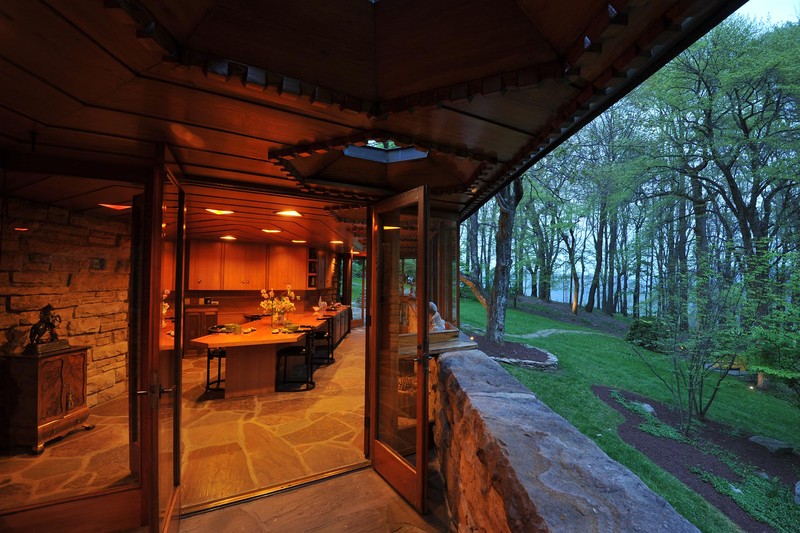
(99, 203), (131, 210)
(261, 229), (281, 233)
(330, 240), (344, 244)
(276, 210), (302, 217)
(220, 235), (237, 240)
(291, 239), (307, 243)
(382, 225), (401, 230)
(206, 209), (234, 215)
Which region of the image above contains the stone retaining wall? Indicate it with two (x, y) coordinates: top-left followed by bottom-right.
(1, 198), (131, 407)
(433, 349), (699, 532)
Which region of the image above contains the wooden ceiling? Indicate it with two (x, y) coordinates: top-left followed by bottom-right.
(0, 0), (744, 249)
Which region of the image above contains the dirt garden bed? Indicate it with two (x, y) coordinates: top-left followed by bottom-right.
(594, 385), (800, 532)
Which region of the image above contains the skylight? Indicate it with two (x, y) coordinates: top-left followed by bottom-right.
(344, 140), (428, 164)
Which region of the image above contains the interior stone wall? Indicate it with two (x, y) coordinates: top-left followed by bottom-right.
(0, 198), (131, 407)
(434, 349), (699, 532)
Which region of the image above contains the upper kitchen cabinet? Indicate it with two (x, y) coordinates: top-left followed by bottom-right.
(188, 241), (223, 291)
(223, 242), (267, 290)
(307, 248), (318, 289)
(268, 246), (308, 290)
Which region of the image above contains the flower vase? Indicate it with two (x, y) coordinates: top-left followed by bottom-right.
(272, 312), (285, 328)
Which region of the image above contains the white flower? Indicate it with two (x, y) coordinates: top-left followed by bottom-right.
(259, 284), (299, 314)
(161, 290), (170, 315)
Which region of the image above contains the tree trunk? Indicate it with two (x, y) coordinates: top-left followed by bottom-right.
(585, 201), (606, 313)
(467, 211), (480, 281)
(486, 178), (524, 344)
(632, 219), (642, 318)
(604, 211), (618, 315)
(561, 229), (580, 315)
(459, 272), (489, 310)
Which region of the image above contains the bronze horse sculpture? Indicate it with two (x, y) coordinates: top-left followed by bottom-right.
(29, 304), (62, 345)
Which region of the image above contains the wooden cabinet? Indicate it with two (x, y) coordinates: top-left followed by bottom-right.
(223, 242), (267, 290)
(1, 346), (90, 453)
(331, 307), (350, 348)
(268, 245), (309, 289)
(188, 241), (223, 290)
(188, 240), (268, 291)
(183, 307), (218, 356)
(307, 247), (318, 289)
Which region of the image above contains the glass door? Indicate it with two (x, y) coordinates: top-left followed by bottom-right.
(351, 257), (366, 327)
(138, 149), (184, 533)
(368, 186), (429, 512)
(157, 174), (184, 532)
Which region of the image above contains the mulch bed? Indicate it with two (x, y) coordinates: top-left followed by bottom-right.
(593, 385), (800, 533)
(469, 333), (549, 362)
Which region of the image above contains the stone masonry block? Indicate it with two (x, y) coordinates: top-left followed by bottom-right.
(67, 317), (103, 335)
(91, 341), (128, 362)
(69, 273), (129, 291)
(435, 350), (699, 533)
(97, 381), (127, 403)
(10, 270), (70, 287)
(0, 251), (24, 271)
(74, 301), (127, 318)
(89, 370), (115, 392)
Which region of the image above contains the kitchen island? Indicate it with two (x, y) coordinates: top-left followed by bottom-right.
(190, 308), (349, 398)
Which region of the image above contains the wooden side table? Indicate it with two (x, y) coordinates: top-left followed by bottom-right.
(1, 345), (91, 453)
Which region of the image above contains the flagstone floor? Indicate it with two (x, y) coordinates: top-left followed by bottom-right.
(0, 327), (367, 513)
(179, 466), (448, 533)
(180, 327), (367, 510)
(0, 395), (134, 511)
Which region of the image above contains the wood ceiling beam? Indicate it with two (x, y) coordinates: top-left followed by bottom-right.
(103, 0), (181, 58)
(180, 176), (369, 206)
(378, 61), (567, 115)
(1, 153), (150, 183)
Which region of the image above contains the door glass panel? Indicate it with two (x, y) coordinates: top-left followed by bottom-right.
(0, 174), (140, 511)
(156, 168), (183, 529)
(376, 205), (421, 463)
(351, 257), (366, 326)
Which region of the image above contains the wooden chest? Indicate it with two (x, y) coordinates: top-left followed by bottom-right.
(1, 346), (90, 453)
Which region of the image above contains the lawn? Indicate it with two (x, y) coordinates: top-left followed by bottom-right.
(459, 298), (800, 532)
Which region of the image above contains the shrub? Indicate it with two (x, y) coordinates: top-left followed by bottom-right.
(626, 317), (669, 353)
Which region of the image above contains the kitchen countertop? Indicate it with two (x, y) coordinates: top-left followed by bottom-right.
(190, 309), (347, 349)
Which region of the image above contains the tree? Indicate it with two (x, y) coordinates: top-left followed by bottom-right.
(484, 178), (524, 343)
(628, 18), (800, 433)
(653, 18), (800, 317)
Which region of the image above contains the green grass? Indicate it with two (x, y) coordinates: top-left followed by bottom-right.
(460, 298), (800, 533)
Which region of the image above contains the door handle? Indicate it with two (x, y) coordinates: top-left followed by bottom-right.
(136, 384), (175, 408)
(136, 383), (158, 408)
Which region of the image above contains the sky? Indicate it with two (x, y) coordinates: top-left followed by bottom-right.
(735, 0), (799, 24)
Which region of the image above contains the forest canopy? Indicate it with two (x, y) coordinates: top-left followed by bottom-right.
(461, 17), (800, 398)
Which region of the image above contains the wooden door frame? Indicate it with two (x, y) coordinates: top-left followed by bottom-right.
(0, 150), (186, 533)
(0, 180), (159, 532)
(146, 145), (183, 532)
(367, 186), (429, 513)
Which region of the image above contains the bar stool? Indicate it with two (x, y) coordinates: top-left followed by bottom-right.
(276, 332), (315, 391)
(312, 318), (335, 365)
(206, 348), (226, 391)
